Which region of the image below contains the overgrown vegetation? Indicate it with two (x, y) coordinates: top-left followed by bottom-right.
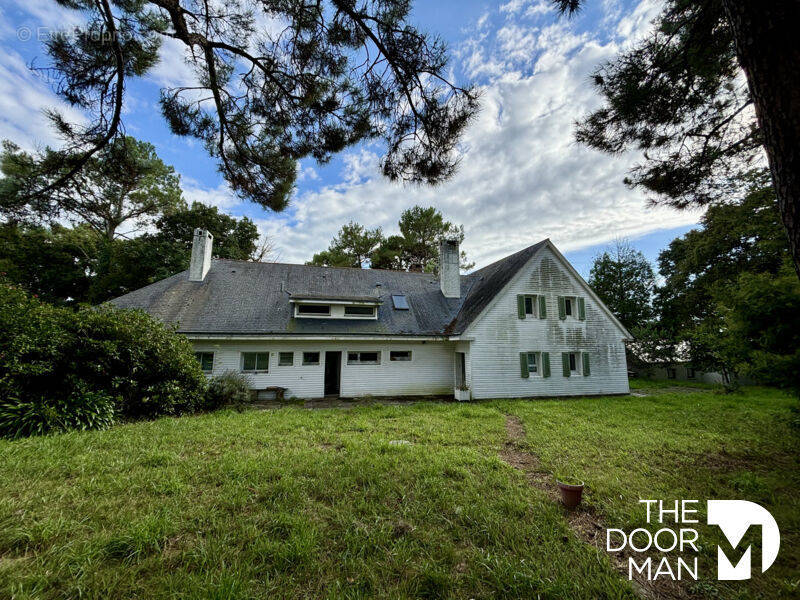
(203, 371), (253, 411)
(0, 282), (207, 438)
(0, 384), (796, 599)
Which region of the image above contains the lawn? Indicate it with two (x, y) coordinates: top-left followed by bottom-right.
(0, 382), (797, 599)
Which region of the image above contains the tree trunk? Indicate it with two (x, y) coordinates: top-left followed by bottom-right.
(722, 0), (800, 280)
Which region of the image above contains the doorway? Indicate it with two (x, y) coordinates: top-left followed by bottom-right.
(455, 352), (466, 388)
(324, 351), (341, 396)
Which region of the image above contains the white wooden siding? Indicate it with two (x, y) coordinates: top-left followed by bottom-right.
(191, 339), (455, 398)
(464, 246), (629, 399)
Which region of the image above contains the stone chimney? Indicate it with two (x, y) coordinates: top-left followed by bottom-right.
(439, 238), (460, 298)
(189, 228), (213, 281)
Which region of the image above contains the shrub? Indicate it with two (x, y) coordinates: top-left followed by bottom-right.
(0, 382), (116, 438)
(0, 281), (207, 436)
(203, 371), (252, 411)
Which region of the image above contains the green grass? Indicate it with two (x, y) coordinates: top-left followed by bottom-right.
(0, 383), (797, 599)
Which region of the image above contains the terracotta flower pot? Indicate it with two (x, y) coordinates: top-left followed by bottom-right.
(557, 480), (584, 508)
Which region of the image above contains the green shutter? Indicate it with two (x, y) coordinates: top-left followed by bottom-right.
(517, 295), (526, 319)
(538, 295), (547, 319)
(582, 352), (590, 376)
(562, 352), (570, 377)
(558, 296), (566, 320)
(542, 352), (551, 377)
(520, 353), (529, 378)
(577, 297), (586, 321)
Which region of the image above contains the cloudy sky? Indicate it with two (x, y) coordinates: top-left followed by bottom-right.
(0, 0), (702, 276)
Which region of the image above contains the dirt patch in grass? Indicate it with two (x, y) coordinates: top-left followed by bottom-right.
(499, 415), (688, 600)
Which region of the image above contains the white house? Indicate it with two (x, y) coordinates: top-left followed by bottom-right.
(111, 229), (632, 400)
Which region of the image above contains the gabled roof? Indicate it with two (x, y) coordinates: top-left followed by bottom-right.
(109, 239), (628, 339)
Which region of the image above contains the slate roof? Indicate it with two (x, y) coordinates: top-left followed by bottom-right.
(110, 240), (548, 337)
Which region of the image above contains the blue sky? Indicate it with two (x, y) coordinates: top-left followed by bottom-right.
(0, 0), (701, 277)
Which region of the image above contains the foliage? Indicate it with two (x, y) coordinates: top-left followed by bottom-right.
(0, 202), (264, 305)
(1, 137), (184, 240)
(310, 205), (474, 272)
(653, 174), (795, 380)
(588, 239), (655, 329)
(203, 371), (252, 411)
(555, 1), (800, 278)
(703, 264), (800, 390)
(0, 387), (796, 598)
(11, 0), (477, 214)
(309, 221), (384, 268)
(0, 222), (99, 305)
(0, 384), (116, 439)
(0, 281), (206, 433)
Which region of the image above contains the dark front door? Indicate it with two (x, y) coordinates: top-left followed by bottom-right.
(324, 351), (341, 396)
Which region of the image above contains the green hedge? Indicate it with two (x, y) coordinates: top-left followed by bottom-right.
(0, 282), (207, 438)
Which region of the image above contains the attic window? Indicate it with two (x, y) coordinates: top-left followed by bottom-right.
(297, 304), (330, 315)
(391, 295), (409, 310)
(344, 305), (375, 317)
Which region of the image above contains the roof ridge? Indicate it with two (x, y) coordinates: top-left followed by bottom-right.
(212, 257), (437, 277)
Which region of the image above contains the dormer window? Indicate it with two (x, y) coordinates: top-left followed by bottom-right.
(291, 295), (381, 319)
(297, 304), (331, 316)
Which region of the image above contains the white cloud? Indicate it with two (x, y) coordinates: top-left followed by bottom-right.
(245, 0), (699, 268)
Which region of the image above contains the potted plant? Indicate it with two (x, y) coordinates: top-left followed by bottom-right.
(454, 384), (471, 402)
(556, 476), (585, 508)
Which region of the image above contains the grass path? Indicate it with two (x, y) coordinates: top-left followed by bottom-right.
(0, 382), (797, 599)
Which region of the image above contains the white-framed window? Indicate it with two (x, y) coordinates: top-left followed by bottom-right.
(389, 350), (412, 362)
(568, 352), (579, 373)
(302, 351), (320, 365)
(526, 352), (540, 375)
(278, 352), (294, 366)
(347, 351), (381, 365)
(195, 352), (214, 373)
(241, 352), (269, 373)
(524, 295), (536, 317)
(564, 297), (574, 317)
(297, 304), (330, 316)
(344, 305), (376, 317)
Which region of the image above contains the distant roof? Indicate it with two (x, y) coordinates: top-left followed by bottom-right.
(110, 241), (549, 337)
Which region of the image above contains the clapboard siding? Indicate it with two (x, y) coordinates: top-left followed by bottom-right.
(465, 246), (629, 399)
(192, 340), (454, 398)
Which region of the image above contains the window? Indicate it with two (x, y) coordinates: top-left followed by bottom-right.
(297, 304), (330, 315)
(344, 305), (375, 316)
(564, 297), (573, 317)
(524, 296), (535, 316)
(686, 368), (695, 379)
(558, 296), (585, 320)
(568, 352), (578, 372)
(302, 352), (320, 365)
(562, 351), (588, 377)
(667, 368), (677, 379)
(241, 352), (269, 372)
(347, 351), (381, 365)
(390, 350), (412, 362)
(526, 352), (539, 375)
(391, 294), (409, 310)
(195, 352), (214, 372)
(278, 352), (294, 366)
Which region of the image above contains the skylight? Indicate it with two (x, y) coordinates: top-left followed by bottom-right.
(391, 294), (409, 310)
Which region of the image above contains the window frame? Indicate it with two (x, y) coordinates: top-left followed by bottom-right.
(526, 351), (540, 376)
(241, 351), (269, 373)
(195, 351), (214, 373)
(302, 351), (321, 366)
(389, 350), (412, 362)
(347, 351), (382, 365)
(344, 305), (376, 317)
(278, 351), (294, 366)
(569, 352), (579, 374)
(564, 297), (574, 317)
(296, 303), (331, 316)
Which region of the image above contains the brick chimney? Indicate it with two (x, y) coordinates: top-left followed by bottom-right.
(189, 228), (213, 281)
(439, 238), (460, 298)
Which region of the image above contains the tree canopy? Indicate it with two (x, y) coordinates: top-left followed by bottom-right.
(308, 205), (473, 272)
(1, 136), (183, 241)
(11, 0), (478, 214)
(588, 240), (655, 330)
(554, 0), (800, 279)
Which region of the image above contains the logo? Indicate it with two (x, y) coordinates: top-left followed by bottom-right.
(606, 499), (780, 582)
(707, 500), (780, 580)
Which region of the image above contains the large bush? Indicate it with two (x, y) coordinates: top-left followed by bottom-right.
(0, 282), (207, 437)
(203, 371), (252, 411)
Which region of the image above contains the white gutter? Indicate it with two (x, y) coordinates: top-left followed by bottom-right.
(184, 333), (453, 342)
